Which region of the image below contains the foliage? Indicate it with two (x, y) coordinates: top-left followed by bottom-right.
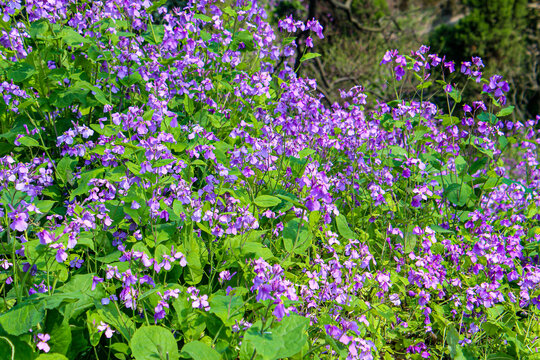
(0, 0), (539, 359)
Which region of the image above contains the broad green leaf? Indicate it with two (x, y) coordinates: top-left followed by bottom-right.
(254, 195), (281, 208)
(131, 326), (179, 360)
(17, 136), (40, 148)
(86, 311), (103, 347)
(496, 106), (514, 117)
(0, 301), (45, 336)
(446, 326), (460, 358)
(193, 14), (212, 22)
(297, 148), (315, 159)
(0, 335), (34, 360)
(74, 81), (110, 105)
(444, 183), (472, 207)
(416, 81), (432, 90)
(181, 341), (220, 360)
(449, 88), (461, 103)
(56, 157), (77, 185)
(184, 96), (195, 116)
(440, 115), (460, 127)
(34, 200), (56, 213)
(36, 354), (69, 360)
(403, 231), (416, 253)
(241, 239), (274, 259)
(44, 310), (71, 355)
(336, 214), (355, 239)
(300, 53), (321, 62)
(146, 0), (167, 12)
(477, 112), (497, 125)
(61, 28), (89, 46)
(209, 295), (244, 326)
(243, 315), (309, 360)
(29, 19), (50, 39)
(388, 146), (408, 157)
(498, 135), (509, 150)
(7, 63), (36, 83)
(469, 157), (488, 175)
(487, 353), (517, 360)
(184, 236), (204, 285)
(97, 306), (136, 342)
(283, 37), (296, 46)
(282, 219), (311, 254)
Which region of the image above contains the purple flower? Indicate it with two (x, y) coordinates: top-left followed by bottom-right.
(91, 276), (104, 291)
(97, 321), (115, 338)
(273, 300), (288, 319)
(307, 19), (324, 39)
(36, 333), (50, 352)
(37, 230), (60, 245)
(191, 294), (210, 311)
(418, 290), (431, 306)
(154, 301), (168, 323)
(9, 209), (28, 232)
(376, 272), (391, 292)
(219, 270), (236, 284)
(256, 284), (273, 302)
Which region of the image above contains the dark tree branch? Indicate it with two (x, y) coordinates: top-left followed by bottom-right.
(327, 0), (385, 32)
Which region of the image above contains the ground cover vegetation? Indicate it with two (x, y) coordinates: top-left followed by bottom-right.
(0, 0), (539, 359)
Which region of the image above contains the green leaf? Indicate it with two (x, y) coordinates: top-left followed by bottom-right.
(35, 354), (69, 360)
(297, 148), (315, 159)
(97, 307), (136, 342)
(487, 353), (516, 360)
(181, 341), (220, 360)
(34, 200), (56, 213)
(440, 115), (460, 127)
(61, 28), (89, 46)
(146, 0), (167, 13)
(446, 326), (460, 358)
(336, 214), (355, 239)
(44, 310), (71, 355)
(416, 81), (432, 90)
(282, 219), (311, 254)
(388, 145), (408, 157)
(193, 14), (212, 22)
(300, 53), (321, 62)
(254, 195), (281, 208)
(29, 20), (50, 39)
(496, 106), (514, 117)
(477, 112), (498, 125)
(131, 326), (179, 360)
(449, 89), (462, 103)
(126, 161), (141, 176)
(17, 136), (40, 148)
(56, 157), (77, 185)
(469, 157), (488, 175)
(498, 136), (509, 150)
(209, 295), (244, 326)
(184, 96), (195, 116)
(403, 231), (416, 253)
(283, 37), (296, 46)
(243, 315), (309, 360)
(444, 183), (472, 207)
(7, 63), (36, 83)
(0, 301), (45, 336)
(74, 81), (110, 105)
(0, 335), (35, 360)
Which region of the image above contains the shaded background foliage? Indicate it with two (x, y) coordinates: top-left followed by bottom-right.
(254, 0), (539, 120)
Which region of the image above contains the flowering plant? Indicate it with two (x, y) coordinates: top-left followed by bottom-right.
(0, 0), (538, 359)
